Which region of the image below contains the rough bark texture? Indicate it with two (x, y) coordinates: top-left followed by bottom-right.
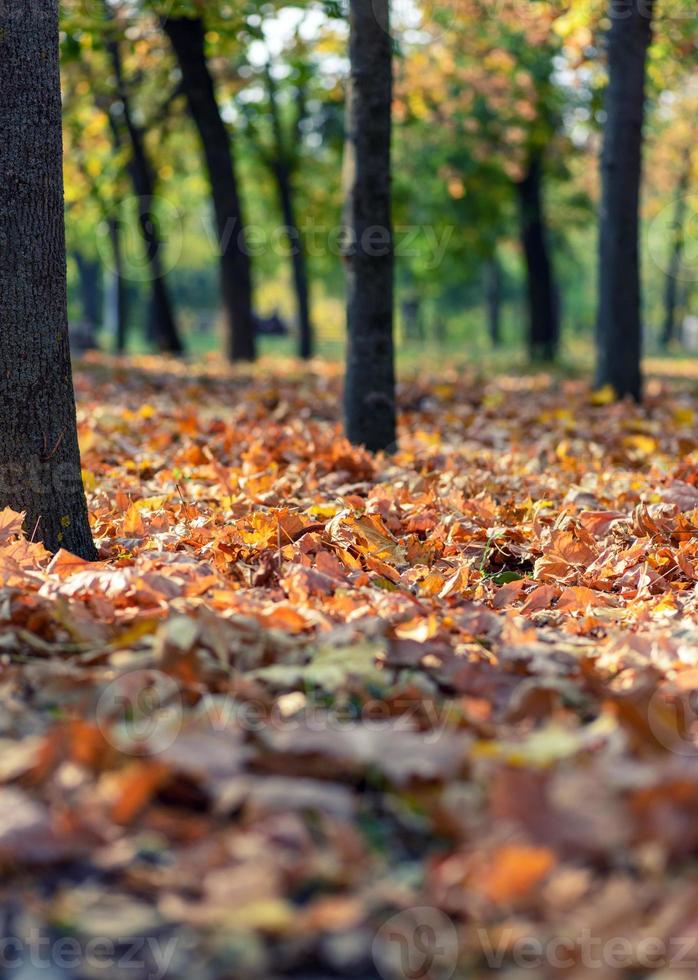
(265, 66), (314, 360)
(0, 0), (96, 559)
(662, 148), (692, 348)
(516, 155), (559, 361)
(104, 9), (184, 356)
(343, 0), (396, 453)
(163, 16), (256, 363)
(595, 0), (655, 399)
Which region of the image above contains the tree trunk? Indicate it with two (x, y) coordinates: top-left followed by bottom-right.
(163, 16), (256, 362)
(273, 161), (313, 360)
(74, 252), (102, 347)
(104, 9), (184, 356)
(662, 147), (692, 348)
(516, 155), (559, 361)
(0, 1), (96, 559)
(343, 0), (396, 453)
(402, 295), (423, 342)
(595, 0), (655, 399)
(485, 254), (502, 347)
(107, 216), (129, 353)
(264, 66), (314, 360)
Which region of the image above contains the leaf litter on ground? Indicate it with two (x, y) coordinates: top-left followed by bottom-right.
(0, 354), (698, 977)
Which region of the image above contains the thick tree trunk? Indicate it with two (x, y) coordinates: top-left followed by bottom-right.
(516, 155), (559, 361)
(485, 254), (502, 347)
(74, 253), (102, 347)
(662, 148), (692, 348)
(104, 12), (184, 356)
(163, 16), (256, 362)
(107, 216), (129, 353)
(0, 1), (96, 559)
(595, 0), (655, 399)
(264, 66), (314, 360)
(343, 0), (396, 452)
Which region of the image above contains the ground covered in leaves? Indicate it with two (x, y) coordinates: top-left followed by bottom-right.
(3, 356), (698, 979)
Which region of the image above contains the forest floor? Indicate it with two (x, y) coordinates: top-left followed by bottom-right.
(2, 355), (698, 979)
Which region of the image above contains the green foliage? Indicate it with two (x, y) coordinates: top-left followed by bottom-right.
(60, 0), (698, 354)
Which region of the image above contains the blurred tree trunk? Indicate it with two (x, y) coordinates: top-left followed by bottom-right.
(107, 216), (129, 353)
(516, 154), (559, 361)
(74, 253), (102, 348)
(402, 295), (423, 342)
(485, 254), (502, 347)
(263, 65), (314, 360)
(104, 9), (184, 355)
(0, 0), (96, 559)
(163, 16), (256, 362)
(343, 0), (396, 452)
(595, 0), (655, 399)
(662, 147), (692, 348)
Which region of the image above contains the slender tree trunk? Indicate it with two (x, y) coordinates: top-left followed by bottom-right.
(107, 216), (129, 353)
(264, 66), (314, 360)
(273, 161), (314, 359)
(343, 0), (396, 452)
(163, 16), (255, 362)
(485, 254), (502, 347)
(104, 10), (184, 355)
(679, 280), (695, 348)
(516, 155), (559, 361)
(74, 253), (102, 347)
(662, 147), (692, 348)
(0, 1), (96, 559)
(402, 295), (422, 342)
(595, 0), (655, 399)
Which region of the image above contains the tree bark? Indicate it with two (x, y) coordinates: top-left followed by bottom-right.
(662, 147), (692, 348)
(162, 16), (256, 362)
(264, 65), (314, 360)
(516, 155), (559, 361)
(485, 254), (502, 347)
(595, 0), (655, 399)
(0, 1), (96, 559)
(104, 9), (184, 356)
(343, 0), (396, 453)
